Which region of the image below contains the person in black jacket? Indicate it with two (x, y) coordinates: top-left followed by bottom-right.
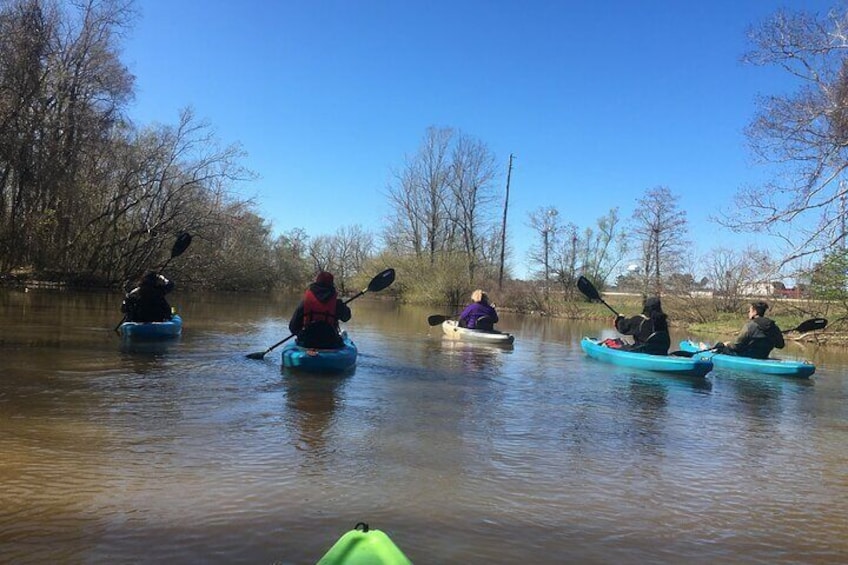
(613, 296), (670, 355)
(289, 271), (352, 349)
(716, 301), (784, 359)
(121, 271), (175, 323)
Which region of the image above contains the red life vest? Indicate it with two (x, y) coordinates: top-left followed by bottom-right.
(302, 288), (339, 328)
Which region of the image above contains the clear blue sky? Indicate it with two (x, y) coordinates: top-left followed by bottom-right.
(121, 0), (833, 279)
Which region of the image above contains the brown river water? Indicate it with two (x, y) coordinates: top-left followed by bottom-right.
(0, 288), (847, 564)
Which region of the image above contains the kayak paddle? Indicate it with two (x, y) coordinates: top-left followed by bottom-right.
(576, 275), (620, 316)
(782, 317), (827, 334)
(246, 267), (396, 360)
(114, 231), (192, 333)
(427, 314), (450, 326)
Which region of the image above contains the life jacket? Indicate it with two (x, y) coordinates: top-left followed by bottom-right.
(634, 316), (670, 355)
(302, 288), (339, 328)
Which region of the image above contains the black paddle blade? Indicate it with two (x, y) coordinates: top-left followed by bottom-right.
(171, 231), (192, 258)
(246, 350), (267, 360)
(367, 268), (395, 292)
(788, 317), (828, 333)
(577, 276), (601, 302)
(427, 315), (448, 326)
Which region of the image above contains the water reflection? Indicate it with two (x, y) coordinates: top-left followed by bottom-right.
(437, 338), (511, 375)
(718, 371), (814, 426)
(282, 372), (349, 462)
(119, 338), (180, 357)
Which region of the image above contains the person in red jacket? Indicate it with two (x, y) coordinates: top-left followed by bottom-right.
(288, 271), (352, 349)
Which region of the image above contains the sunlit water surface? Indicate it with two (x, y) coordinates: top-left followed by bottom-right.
(0, 289), (847, 564)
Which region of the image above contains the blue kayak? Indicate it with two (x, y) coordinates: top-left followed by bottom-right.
(119, 314), (182, 339)
(581, 337), (713, 377)
(678, 340), (815, 378)
(282, 331), (357, 372)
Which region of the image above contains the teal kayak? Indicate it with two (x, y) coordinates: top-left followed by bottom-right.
(581, 337), (713, 377)
(119, 314), (182, 339)
(318, 523), (411, 565)
(282, 331), (357, 372)
(678, 340), (816, 378)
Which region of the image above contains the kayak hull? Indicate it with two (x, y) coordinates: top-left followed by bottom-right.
(678, 340), (815, 378)
(581, 337), (712, 377)
(441, 319), (514, 345)
(318, 525), (411, 565)
(282, 332), (357, 372)
(119, 314), (182, 339)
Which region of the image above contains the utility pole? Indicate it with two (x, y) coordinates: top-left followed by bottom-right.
(498, 153), (514, 290)
(841, 181), (847, 250)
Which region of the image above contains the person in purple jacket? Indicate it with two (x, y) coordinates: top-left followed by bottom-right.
(458, 289), (499, 331)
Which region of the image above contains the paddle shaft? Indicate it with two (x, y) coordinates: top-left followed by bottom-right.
(596, 298), (620, 317)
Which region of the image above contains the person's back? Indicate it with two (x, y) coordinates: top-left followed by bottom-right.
(122, 272), (174, 323)
(722, 302), (784, 359)
(289, 272), (351, 349)
(614, 296), (670, 355)
(458, 289), (498, 330)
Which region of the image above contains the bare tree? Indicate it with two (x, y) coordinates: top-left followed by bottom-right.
(631, 186), (688, 296)
(581, 207), (627, 288)
(0, 0), (135, 271)
(527, 206), (560, 292)
(553, 222), (579, 298)
(724, 7), (848, 267)
(271, 228), (310, 291)
(705, 246), (774, 313)
(330, 224), (374, 294)
(446, 132), (497, 281)
(69, 108), (253, 282)
(384, 126), (453, 263)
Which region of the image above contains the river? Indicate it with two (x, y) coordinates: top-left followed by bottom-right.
(0, 288), (846, 564)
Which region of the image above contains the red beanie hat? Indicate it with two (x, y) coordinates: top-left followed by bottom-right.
(316, 271), (334, 285)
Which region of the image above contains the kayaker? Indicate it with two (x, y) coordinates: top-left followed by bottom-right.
(289, 271), (352, 349)
(714, 301), (785, 359)
(612, 296), (670, 355)
(121, 270), (175, 323)
(458, 289), (499, 331)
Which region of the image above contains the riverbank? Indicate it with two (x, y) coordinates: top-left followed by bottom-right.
(4, 274), (843, 346)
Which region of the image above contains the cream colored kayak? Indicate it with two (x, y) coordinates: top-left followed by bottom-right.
(441, 319), (515, 345)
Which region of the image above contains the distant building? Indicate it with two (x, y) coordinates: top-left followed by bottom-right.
(739, 280), (805, 298)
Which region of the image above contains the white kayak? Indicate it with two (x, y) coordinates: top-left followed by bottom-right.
(441, 319), (515, 345)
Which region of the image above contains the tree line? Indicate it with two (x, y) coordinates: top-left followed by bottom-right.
(0, 0), (379, 293)
(1, 0), (846, 327)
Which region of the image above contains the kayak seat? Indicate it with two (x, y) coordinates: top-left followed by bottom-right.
(475, 315), (495, 331)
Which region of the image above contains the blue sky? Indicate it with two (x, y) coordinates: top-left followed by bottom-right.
(121, 0), (834, 279)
